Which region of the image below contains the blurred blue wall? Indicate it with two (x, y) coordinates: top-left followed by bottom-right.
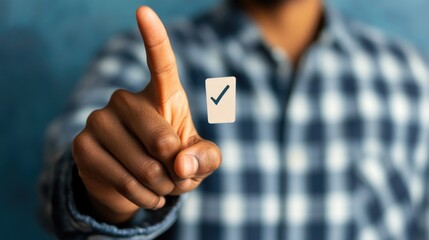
(0, 0), (428, 238)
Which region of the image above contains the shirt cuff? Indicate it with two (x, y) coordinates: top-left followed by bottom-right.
(51, 148), (184, 239)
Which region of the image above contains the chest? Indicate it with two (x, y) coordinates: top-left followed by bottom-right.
(186, 45), (429, 204)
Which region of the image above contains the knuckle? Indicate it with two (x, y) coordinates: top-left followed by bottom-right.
(86, 109), (110, 130)
(141, 161), (165, 186)
(150, 131), (181, 160)
(111, 89), (129, 103)
(117, 177), (140, 197)
(110, 89), (134, 109)
(140, 161), (174, 196)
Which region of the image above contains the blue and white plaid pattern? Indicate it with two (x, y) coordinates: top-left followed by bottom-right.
(42, 3), (429, 240)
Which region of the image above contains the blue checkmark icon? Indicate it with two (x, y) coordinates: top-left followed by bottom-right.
(210, 85), (230, 105)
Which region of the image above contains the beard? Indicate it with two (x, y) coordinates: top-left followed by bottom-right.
(233, 0), (288, 8)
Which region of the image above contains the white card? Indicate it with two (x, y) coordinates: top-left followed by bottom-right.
(205, 77), (236, 124)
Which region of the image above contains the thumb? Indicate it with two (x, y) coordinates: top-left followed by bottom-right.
(136, 6), (182, 103)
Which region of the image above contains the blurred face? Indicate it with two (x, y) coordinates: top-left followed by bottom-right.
(235, 0), (288, 8)
(251, 0), (287, 7)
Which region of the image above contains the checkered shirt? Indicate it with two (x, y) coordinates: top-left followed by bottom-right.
(41, 3), (429, 240)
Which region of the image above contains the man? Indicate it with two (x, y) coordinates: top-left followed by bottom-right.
(41, 0), (429, 239)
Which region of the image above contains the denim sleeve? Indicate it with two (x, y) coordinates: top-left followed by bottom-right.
(39, 32), (184, 239)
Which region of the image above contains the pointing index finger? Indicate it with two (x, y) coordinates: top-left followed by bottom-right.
(136, 6), (182, 101)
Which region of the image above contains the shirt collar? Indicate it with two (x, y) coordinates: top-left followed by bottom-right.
(205, 2), (261, 50)
(320, 5), (357, 53)
(207, 2), (357, 60)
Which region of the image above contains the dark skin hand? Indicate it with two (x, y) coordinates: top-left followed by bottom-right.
(72, 6), (222, 224)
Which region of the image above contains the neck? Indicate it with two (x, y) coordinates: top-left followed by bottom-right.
(241, 0), (323, 65)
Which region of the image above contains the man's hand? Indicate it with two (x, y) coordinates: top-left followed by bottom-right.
(72, 6), (221, 224)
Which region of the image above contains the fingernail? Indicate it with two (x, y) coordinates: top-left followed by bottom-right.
(182, 155), (198, 177)
(155, 197), (166, 209)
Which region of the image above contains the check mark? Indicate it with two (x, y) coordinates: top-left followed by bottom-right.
(210, 85), (230, 105)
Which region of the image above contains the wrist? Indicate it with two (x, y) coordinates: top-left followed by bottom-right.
(87, 193), (138, 225)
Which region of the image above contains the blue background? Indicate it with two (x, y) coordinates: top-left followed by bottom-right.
(0, 0), (428, 238)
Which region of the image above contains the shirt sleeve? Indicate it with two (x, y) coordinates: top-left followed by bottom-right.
(39, 32), (184, 239)
(405, 46), (429, 239)
(422, 165), (429, 239)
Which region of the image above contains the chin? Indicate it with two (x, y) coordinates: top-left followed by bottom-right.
(234, 0), (288, 8)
